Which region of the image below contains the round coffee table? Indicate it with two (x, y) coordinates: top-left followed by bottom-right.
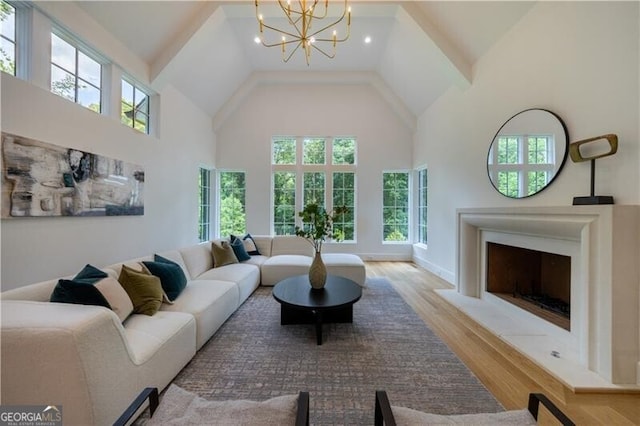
(272, 274), (362, 345)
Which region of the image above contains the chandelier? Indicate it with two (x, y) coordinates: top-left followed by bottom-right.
(255, 0), (351, 66)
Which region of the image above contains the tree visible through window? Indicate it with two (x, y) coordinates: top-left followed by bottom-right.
(417, 168), (428, 244)
(0, 1), (16, 75)
(219, 171), (246, 237)
(383, 172), (409, 242)
(50, 32), (101, 112)
(272, 137), (356, 239)
(198, 168), (211, 242)
(121, 79), (149, 133)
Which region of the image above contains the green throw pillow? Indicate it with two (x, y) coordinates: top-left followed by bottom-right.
(212, 241), (239, 268)
(50, 264), (134, 322)
(229, 237), (251, 262)
(141, 255), (187, 301)
(118, 265), (163, 316)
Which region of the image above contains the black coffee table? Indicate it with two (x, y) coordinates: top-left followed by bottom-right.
(272, 274), (362, 345)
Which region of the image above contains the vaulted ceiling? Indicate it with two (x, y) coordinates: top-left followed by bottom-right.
(75, 1), (535, 126)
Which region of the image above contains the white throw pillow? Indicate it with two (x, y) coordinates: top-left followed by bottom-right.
(391, 405), (537, 425)
(147, 384), (300, 426)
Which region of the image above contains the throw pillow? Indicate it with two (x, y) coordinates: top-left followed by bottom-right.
(391, 406), (537, 426)
(231, 233), (260, 255)
(118, 264), (163, 316)
(50, 264), (134, 322)
(142, 255), (187, 301)
(229, 237), (251, 262)
(211, 241), (239, 268)
(147, 384), (299, 426)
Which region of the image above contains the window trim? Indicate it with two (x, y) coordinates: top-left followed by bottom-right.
(416, 166), (428, 246)
(0, 0), (17, 76)
(121, 76), (150, 134)
(198, 167), (213, 243)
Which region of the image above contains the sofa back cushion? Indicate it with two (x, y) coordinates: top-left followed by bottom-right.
(270, 236), (314, 257)
(178, 243), (214, 279)
(249, 236), (273, 257)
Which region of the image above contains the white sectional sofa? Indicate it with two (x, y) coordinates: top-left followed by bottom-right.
(0, 235), (365, 425)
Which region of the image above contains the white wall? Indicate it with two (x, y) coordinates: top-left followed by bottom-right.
(1, 74), (216, 289)
(413, 1), (640, 281)
(215, 82), (414, 259)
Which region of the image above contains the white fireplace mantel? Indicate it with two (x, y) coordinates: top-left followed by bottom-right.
(441, 205), (640, 390)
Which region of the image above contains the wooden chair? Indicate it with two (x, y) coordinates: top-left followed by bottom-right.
(114, 387), (310, 426)
(374, 390), (575, 426)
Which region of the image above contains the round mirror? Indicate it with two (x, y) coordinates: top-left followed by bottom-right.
(487, 108), (568, 198)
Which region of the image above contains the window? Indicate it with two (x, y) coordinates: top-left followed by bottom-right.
(0, 1), (16, 75)
(417, 168), (428, 244)
(383, 172), (409, 242)
(272, 136), (356, 238)
(218, 171), (246, 237)
(50, 32), (102, 112)
(198, 168), (211, 242)
(121, 79), (149, 133)
(488, 135), (555, 197)
(273, 171), (296, 235)
(332, 172), (355, 240)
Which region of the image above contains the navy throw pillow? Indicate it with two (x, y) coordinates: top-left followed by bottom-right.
(142, 255), (187, 301)
(229, 237), (251, 262)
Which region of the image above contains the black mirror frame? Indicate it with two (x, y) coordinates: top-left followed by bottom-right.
(487, 108), (569, 199)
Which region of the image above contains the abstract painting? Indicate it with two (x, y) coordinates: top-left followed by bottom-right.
(2, 132), (144, 218)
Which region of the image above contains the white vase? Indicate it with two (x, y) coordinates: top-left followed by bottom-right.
(309, 251), (327, 290)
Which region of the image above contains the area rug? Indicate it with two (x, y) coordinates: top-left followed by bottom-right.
(163, 277), (503, 424)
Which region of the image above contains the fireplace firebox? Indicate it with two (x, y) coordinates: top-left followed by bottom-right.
(486, 242), (571, 331)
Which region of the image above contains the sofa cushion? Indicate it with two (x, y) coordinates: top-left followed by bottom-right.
(50, 264), (133, 322)
(161, 280), (240, 349)
(212, 241), (239, 267)
(229, 237), (251, 261)
(178, 243), (213, 279)
(261, 255), (312, 286)
(391, 405), (536, 425)
(270, 236), (314, 257)
(142, 255), (187, 301)
(322, 253), (367, 287)
(118, 265), (163, 316)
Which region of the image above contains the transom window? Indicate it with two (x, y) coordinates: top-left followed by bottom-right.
(488, 134), (555, 197)
(272, 136), (356, 239)
(383, 171), (409, 242)
(50, 32), (102, 112)
(0, 1), (16, 75)
(121, 79), (149, 134)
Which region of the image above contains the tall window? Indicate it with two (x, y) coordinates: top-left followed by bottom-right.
(121, 79), (149, 134)
(383, 172), (409, 242)
(50, 32), (102, 112)
(272, 136), (356, 239)
(332, 172), (355, 240)
(273, 171), (296, 235)
(0, 1), (16, 75)
(417, 168), (428, 244)
(488, 135), (555, 197)
(198, 168), (211, 242)
(218, 171), (246, 237)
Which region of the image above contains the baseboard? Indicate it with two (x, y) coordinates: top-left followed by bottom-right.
(412, 255), (455, 284)
(358, 253), (412, 262)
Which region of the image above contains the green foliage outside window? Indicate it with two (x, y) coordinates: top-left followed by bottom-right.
(219, 171), (246, 237)
(303, 138), (325, 164)
(332, 138), (355, 164)
(273, 171), (296, 235)
(497, 137), (518, 164)
(273, 138), (296, 165)
(332, 172), (355, 240)
(383, 172), (409, 242)
(0, 1), (16, 75)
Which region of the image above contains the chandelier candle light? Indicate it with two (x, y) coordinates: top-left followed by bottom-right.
(255, 0), (351, 66)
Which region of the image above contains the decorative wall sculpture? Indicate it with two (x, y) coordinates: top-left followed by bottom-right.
(2, 132), (144, 218)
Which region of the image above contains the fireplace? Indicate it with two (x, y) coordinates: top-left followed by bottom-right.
(446, 205), (640, 388)
(486, 242), (571, 331)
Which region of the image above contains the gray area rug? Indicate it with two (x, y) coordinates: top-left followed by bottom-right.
(163, 277), (503, 424)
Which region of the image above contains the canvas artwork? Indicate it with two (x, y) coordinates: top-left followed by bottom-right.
(1, 132), (144, 218)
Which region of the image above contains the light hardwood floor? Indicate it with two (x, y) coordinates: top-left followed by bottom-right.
(365, 261), (640, 426)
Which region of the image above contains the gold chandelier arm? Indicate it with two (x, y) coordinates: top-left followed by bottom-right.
(260, 21), (301, 40)
(311, 42), (336, 59)
(283, 40), (304, 63)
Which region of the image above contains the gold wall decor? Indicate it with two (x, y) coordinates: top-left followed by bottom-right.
(569, 133), (618, 205)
